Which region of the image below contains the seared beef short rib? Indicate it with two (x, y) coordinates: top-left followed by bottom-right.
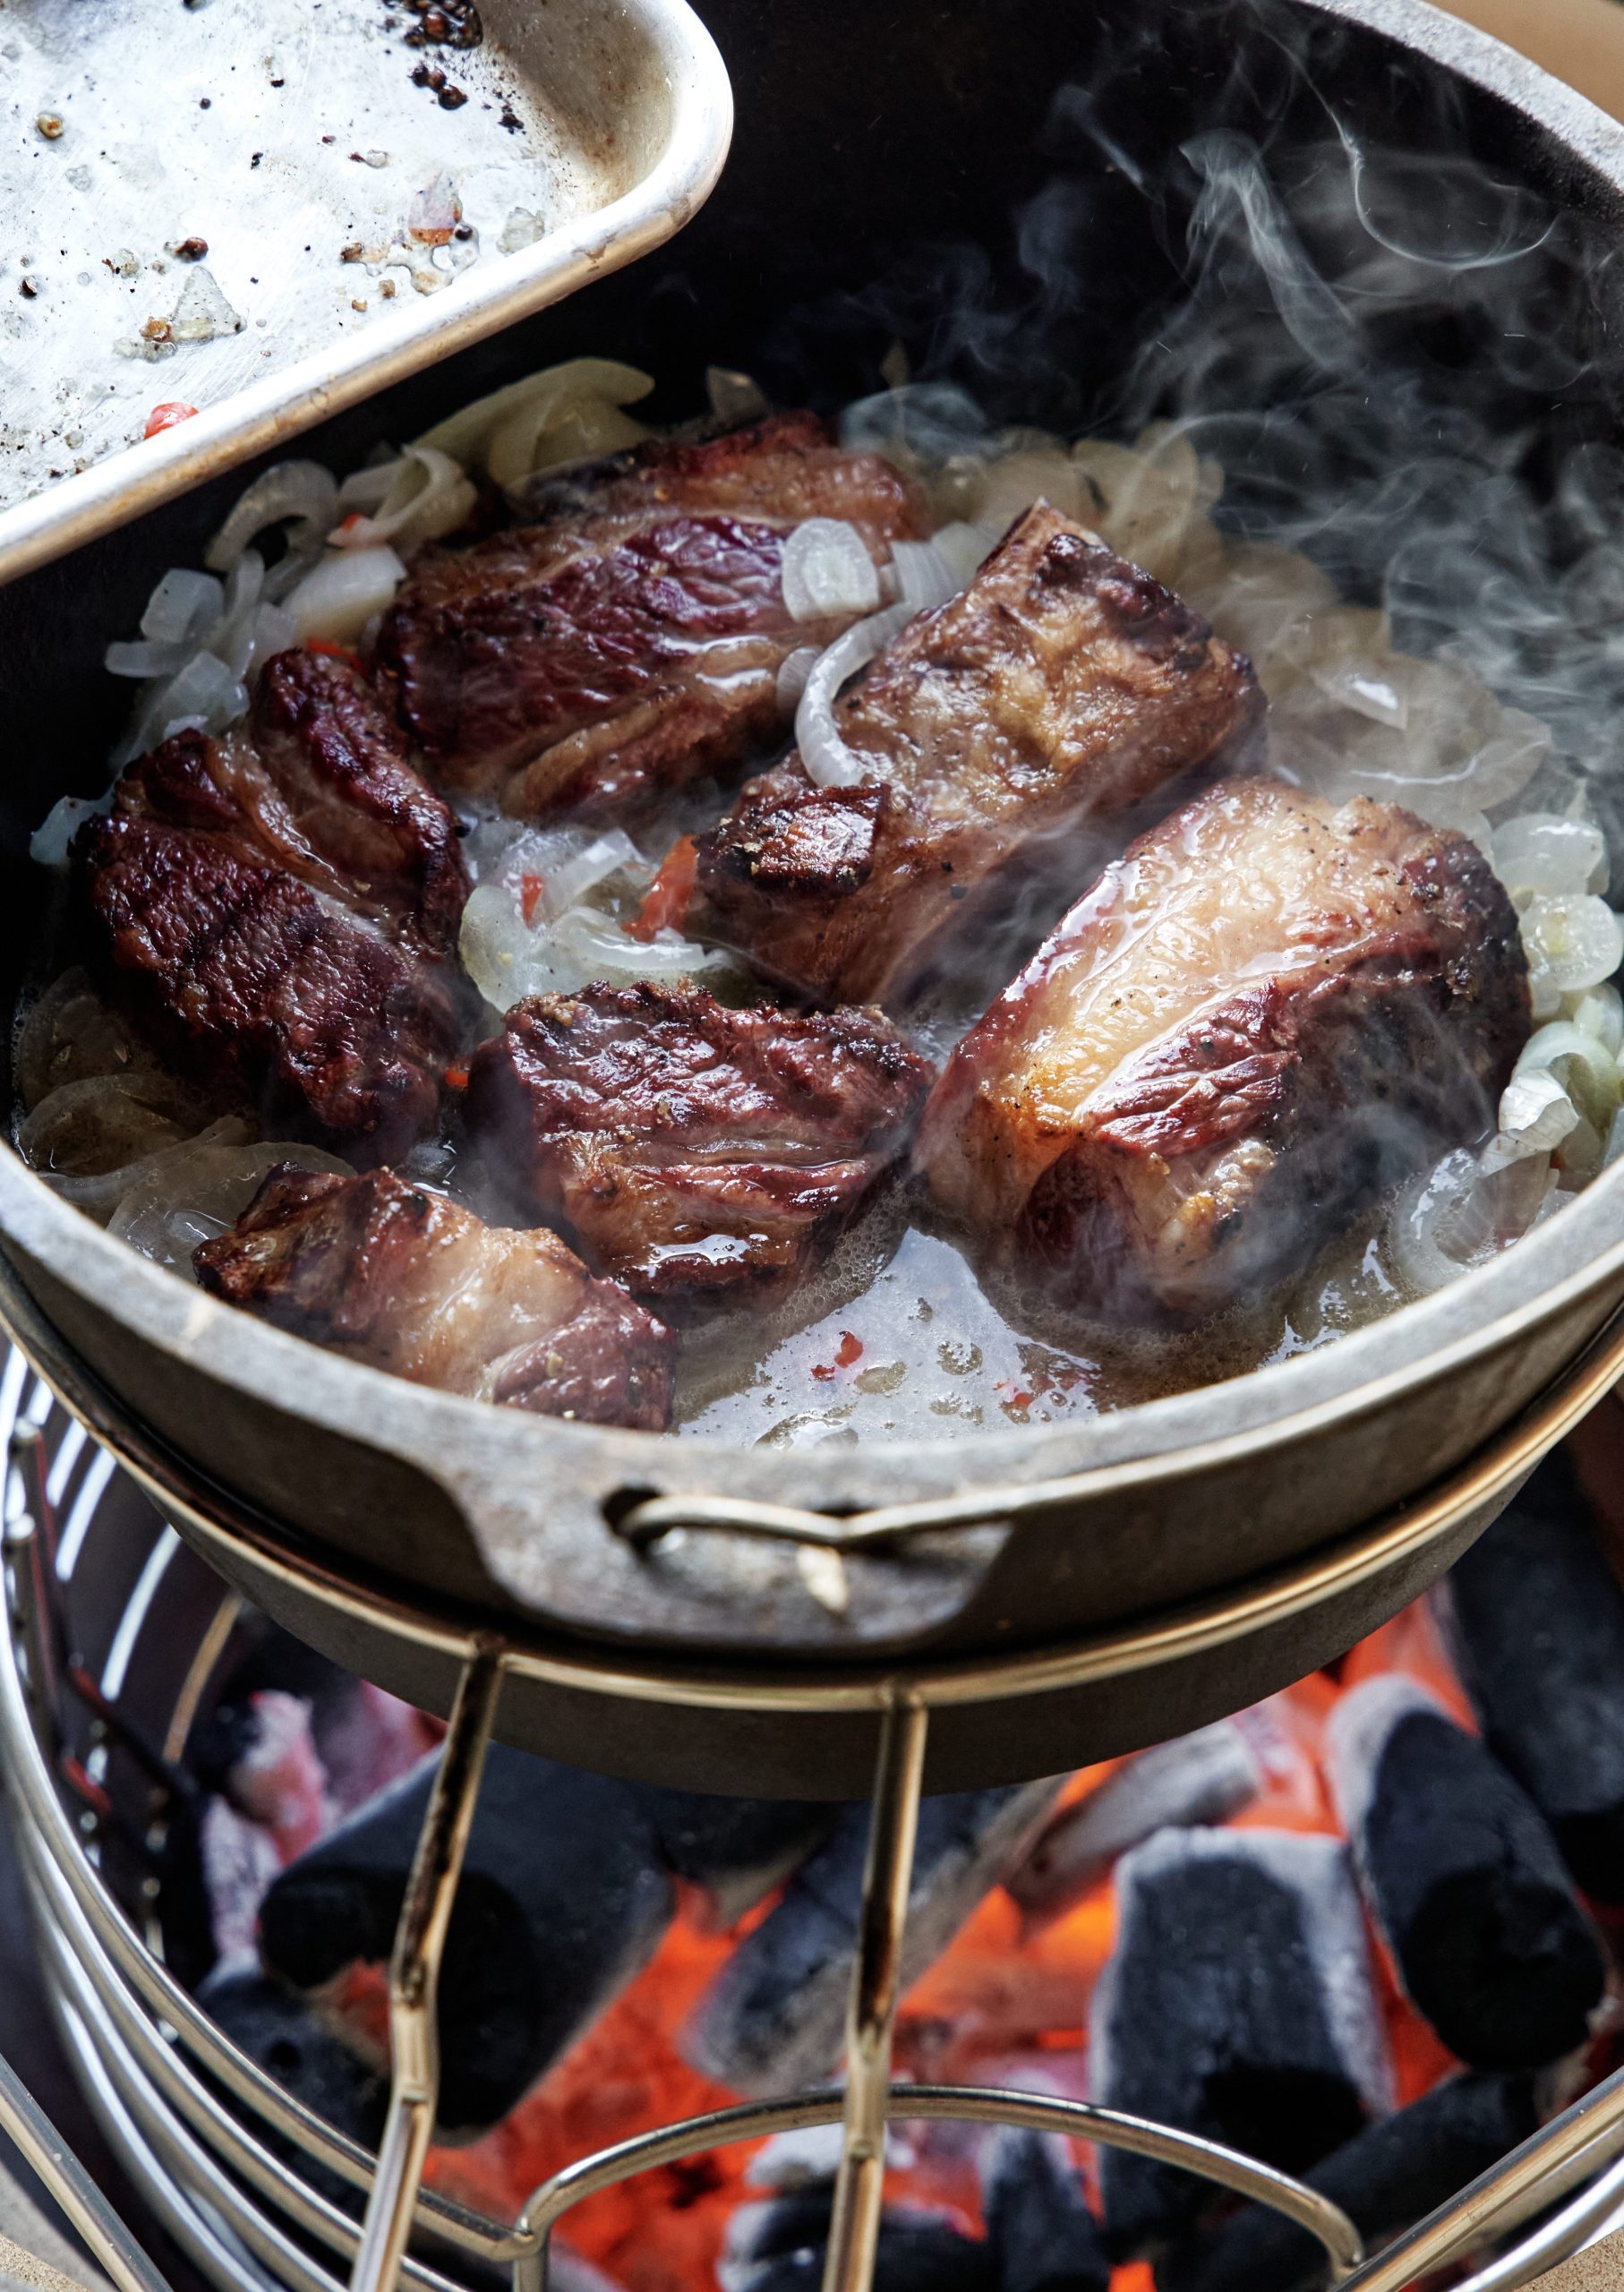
(193, 1164), (676, 1429)
(687, 501), (1263, 1009)
(915, 777), (1528, 1321)
(376, 411), (925, 823)
(465, 981), (934, 1313)
(75, 654), (470, 1159)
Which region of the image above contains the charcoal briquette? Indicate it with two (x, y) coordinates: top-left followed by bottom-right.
(1327, 1676), (1605, 2071)
(683, 1779), (1061, 2096)
(1090, 1827), (1389, 2259)
(1154, 2070), (1537, 2292)
(981, 2125), (1110, 2292)
(260, 1745), (825, 2133)
(1440, 1452), (1624, 1903)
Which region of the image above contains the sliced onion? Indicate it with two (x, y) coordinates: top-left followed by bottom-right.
(18, 1070), (207, 1181)
(775, 646), (820, 714)
(281, 546), (406, 646)
(796, 604), (913, 789)
(1389, 1144), (1551, 1293)
(13, 971), (139, 1108)
(1520, 894), (1624, 996)
(152, 649), (247, 743)
(330, 445), (475, 553)
(1388, 1149), (1488, 1293)
(110, 1138), (353, 1274)
(781, 520), (881, 622)
(105, 637), (191, 680)
(886, 538), (961, 614)
(415, 358), (654, 485)
(1565, 982), (1624, 1057)
(212, 550), (267, 680)
(459, 883), (741, 1010)
(248, 600), (300, 673)
(335, 456), (405, 517)
(1492, 814), (1607, 899)
(537, 830), (644, 919)
(1492, 1066), (1583, 1159)
(1515, 1020), (1620, 1132)
(46, 1116), (252, 1223)
(205, 462), (339, 575)
(141, 567), (225, 646)
(30, 793), (111, 869)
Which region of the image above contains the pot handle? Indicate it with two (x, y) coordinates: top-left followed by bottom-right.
(611, 1486), (1032, 1552)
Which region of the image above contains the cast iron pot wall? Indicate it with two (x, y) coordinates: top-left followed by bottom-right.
(1, 0), (1623, 1691)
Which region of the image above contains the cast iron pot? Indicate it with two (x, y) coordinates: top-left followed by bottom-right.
(0, 0), (1621, 1792)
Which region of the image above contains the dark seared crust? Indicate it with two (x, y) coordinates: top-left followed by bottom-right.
(194, 1165), (675, 1429)
(74, 719), (463, 1159)
(251, 649), (469, 954)
(375, 411), (926, 820)
(709, 774), (886, 898)
(690, 503), (1264, 1009)
(509, 410), (921, 533)
(916, 779), (1530, 1322)
(464, 981), (934, 1312)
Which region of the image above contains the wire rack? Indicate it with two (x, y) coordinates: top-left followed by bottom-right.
(2, 1347), (1624, 2292)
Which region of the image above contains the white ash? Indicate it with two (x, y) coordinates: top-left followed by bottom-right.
(1006, 1722), (1263, 1925)
(1324, 1674), (1450, 1850)
(200, 1794), (281, 1967)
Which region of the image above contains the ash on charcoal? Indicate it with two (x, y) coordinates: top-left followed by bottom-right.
(722, 2193), (995, 2292)
(1154, 2071), (1538, 2292)
(745, 2124), (914, 2191)
(1440, 1453), (1624, 1903)
(981, 2126), (1110, 2292)
(1007, 1724), (1261, 1927)
(1327, 1676), (1605, 2071)
(1090, 1828), (1389, 2259)
(683, 1779), (1062, 2096)
(260, 1745), (827, 2132)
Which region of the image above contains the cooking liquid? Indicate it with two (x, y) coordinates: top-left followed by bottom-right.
(671, 1186), (1415, 1444)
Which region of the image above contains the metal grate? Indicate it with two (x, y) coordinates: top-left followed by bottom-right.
(1, 1349), (1623, 2292)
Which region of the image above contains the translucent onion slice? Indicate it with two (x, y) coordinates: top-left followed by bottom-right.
(796, 604), (913, 789)
(105, 637), (192, 680)
(775, 646), (821, 714)
(1515, 1020), (1620, 1133)
(282, 546), (406, 646)
(1492, 814), (1607, 900)
(1519, 894), (1624, 996)
(886, 538), (961, 614)
(13, 971), (141, 1108)
(460, 883), (741, 1010)
(205, 462), (339, 575)
(1388, 1149), (1489, 1294)
(415, 358), (654, 485)
(1492, 1066), (1583, 1161)
(19, 1070), (209, 1181)
(330, 445), (476, 554)
(141, 567), (225, 646)
(1565, 983), (1624, 1057)
(47, 1116), (252, 1224)
(30, 794), (111, 869)
(110, 1138), (353, 1274)
(781, 520), (881, 622)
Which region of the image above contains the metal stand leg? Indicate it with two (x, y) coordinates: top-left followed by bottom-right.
(350, 1641), (505, 2292)
(821, 1693), (928, 2292)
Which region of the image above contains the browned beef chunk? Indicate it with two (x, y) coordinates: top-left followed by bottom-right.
(374, 411), (925, 822)
(75, 654), (470, 1159)
(688, 502), (1263, 1009)
(250, 648), (468, 954)
(464, 982), (934, 1313)
(915, 777), (1529, 1321)
(193, 1165), (675, 1429)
